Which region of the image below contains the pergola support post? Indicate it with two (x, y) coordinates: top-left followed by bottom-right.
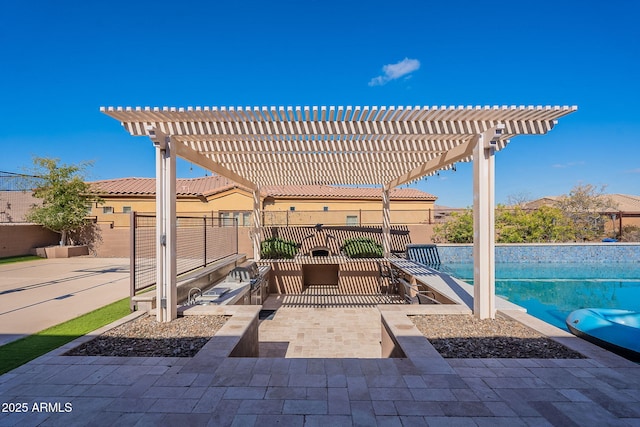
(252, 188), (262, 260)
(151, 130), (177, 322)
(472, 127), (499, 319)
(382, 188), (391, 257)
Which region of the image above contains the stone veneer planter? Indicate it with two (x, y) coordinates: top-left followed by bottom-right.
(378, 305), (634, 364)
(51, 305), (260, 369)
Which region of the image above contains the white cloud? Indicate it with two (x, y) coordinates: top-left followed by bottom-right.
(368, 58), (420, 86)
(551, 161), (585, 169)
(625, 168), (640, 174)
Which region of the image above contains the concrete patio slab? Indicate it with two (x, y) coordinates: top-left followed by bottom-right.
(0, 257), (129, 345)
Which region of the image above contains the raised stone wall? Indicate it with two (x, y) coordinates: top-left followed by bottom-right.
(437, 243), (640, 264)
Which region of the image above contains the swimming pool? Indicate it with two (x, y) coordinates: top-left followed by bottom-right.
(440, 263), (640, 331)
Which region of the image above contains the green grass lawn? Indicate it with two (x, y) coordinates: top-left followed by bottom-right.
(0, 298), (131, 375)
(0, 255), (42, 265)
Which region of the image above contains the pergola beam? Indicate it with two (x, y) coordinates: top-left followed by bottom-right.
(171, 141), (258, 191)
(383, 134), (479, 191)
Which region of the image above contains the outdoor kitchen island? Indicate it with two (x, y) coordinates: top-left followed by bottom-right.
(187, 261), (271, 306)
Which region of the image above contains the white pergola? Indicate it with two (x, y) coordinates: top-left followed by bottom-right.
(102, 105), (576, 322)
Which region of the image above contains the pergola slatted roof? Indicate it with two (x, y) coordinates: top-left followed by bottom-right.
(101, 104), (576, 189)
(101, 104), (577, 322)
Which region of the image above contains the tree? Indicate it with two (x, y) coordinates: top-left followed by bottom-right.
(555, 183), (618, 241)
(432, 209), (473, 243)
(433, 183), (620, 244)
(25, 157), (101, 246)
(496, 205), (573, 243)
(505, 191), (532, 207)
(434, 206), (574, 244)
(620, 225), (640, 242)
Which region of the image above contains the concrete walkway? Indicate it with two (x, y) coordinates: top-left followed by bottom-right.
(0, 257), (129, 345)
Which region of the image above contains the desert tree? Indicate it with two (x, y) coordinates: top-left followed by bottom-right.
(556, 183), (617, 241)
(25, 157), (102, 246)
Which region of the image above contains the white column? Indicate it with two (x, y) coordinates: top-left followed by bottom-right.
(472, 128), (497, 319)
(252, 188), (261, 260)
(155, 145), (164, 322)
(154, 134), (177, 322)
(382, 188), (391, 257)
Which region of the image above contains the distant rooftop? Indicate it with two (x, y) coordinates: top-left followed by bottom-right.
(90, 176), (437, 201)
(526, 194), (640, 212)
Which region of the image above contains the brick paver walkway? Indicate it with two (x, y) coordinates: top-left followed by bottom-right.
(2, 305), (639, 426)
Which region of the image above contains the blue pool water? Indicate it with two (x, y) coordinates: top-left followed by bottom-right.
(440, 263), (640, 331)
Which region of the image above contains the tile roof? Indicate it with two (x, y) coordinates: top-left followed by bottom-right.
(90, 176), (239, 198)
(609, 194), (640, 212)
(525, 194), (640, 212)
(90, 176), (437, 201)
(262, 185), (436, 200)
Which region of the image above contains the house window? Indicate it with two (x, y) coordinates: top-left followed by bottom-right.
(346, 215), (358, 226)
(219, 211), (252, 226)
(103, 206), (114, 214)
(323, 206), (329, 212)
(289, 206), (296, 211)
(122, 206), (132, 214)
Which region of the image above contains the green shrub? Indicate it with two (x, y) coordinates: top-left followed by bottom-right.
(341, 237), (383, 258)
(261, 237), (298, 259)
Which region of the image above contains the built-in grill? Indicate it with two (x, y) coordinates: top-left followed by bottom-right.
(223, 260), (270, 305)
(224, 260), (261, 289)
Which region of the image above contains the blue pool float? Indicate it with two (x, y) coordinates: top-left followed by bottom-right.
(566, 308), (640, 362)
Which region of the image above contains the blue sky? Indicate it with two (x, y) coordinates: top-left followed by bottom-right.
(1, 0), (638, 207)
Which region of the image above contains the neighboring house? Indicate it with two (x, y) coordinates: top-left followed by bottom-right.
(89, 175), (437, 227)
(525, 194), (640, 233)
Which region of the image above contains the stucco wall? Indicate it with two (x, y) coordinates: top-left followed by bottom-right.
(0, 224), (59, 258)
(93, 224), (130, 258)
(90, 190), (436, 229)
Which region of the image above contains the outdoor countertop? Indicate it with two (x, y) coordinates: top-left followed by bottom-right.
(200, 281), (250, 305)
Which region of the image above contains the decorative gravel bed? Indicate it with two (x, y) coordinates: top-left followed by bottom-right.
(66, 315), (229, 357)
(410, 314), (586, 359)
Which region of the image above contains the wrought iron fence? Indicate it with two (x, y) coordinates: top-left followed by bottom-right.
(131, 213), (238, 294)
(0, 171), (43, 223)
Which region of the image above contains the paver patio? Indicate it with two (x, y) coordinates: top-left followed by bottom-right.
(1, 258), (639, 426)
(2, 306), (640, 426)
